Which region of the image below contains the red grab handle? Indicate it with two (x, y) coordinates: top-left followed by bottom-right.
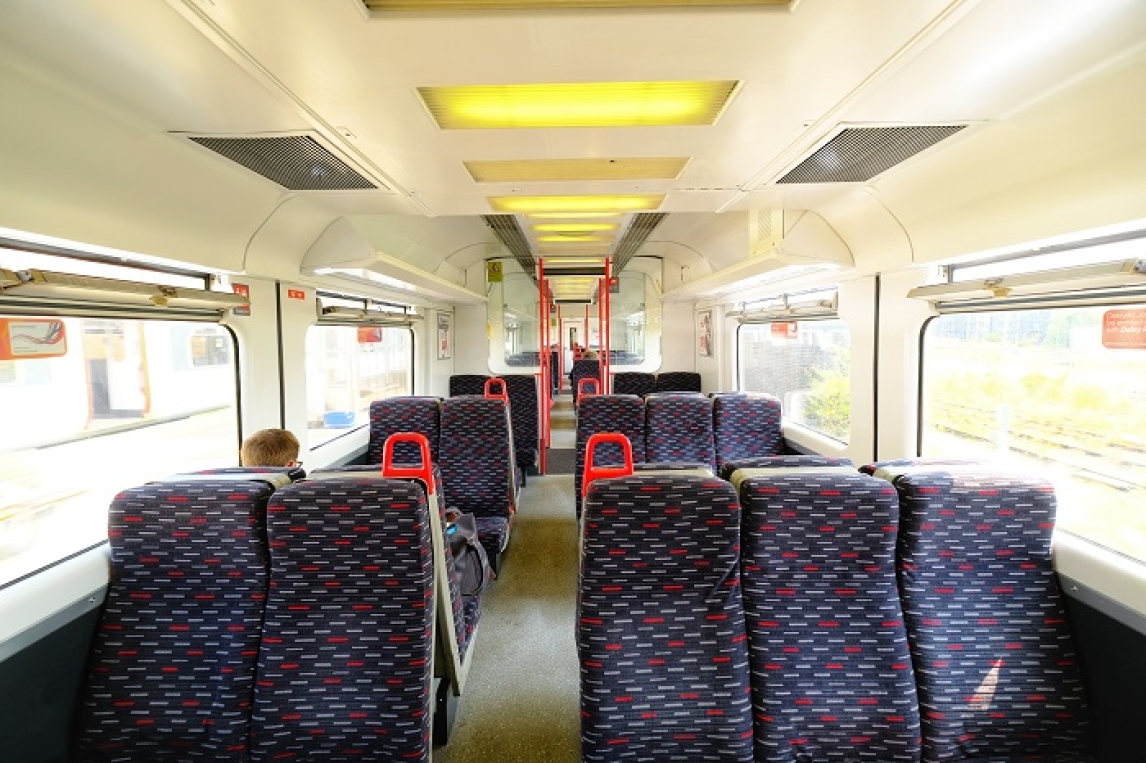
(577, 377), (600, 398)
(382, 432), (434, 495)
(484, 377), (509, 404)
(582, 432), (634, 497)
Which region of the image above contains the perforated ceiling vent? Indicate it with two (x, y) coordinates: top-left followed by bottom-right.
(612, 212), (667, 274)
(483, 215), (537, 281)
(777, 125), (966, 184)
(186, 134), (378, 191)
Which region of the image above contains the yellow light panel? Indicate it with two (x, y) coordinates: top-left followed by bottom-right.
(536, 234), (611, 243)
(533, 223), (618, 233)
(420, 82), (738, 129)
(465, 158), (688, 183)
(528, 212), (622, 220)
(540, 258), (605, 266)
(490, 194), (664, 214)
(373, 0), (787, 9)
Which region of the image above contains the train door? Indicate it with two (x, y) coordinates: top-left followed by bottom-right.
(82, 319), (146, 419)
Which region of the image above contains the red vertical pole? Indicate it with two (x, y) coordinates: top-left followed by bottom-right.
(603, 259), (611, 392)
(538, 259), (548, 474)
(597, 277), (605, 393)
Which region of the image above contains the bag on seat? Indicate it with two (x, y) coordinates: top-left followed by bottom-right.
(446, 510), (494, 597)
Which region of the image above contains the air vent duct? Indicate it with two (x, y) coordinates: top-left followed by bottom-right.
(483, 215), (536, 282)
(185, 134), (378, 191)
(612, 212), (667, 274)
(777, 125), (966, 184)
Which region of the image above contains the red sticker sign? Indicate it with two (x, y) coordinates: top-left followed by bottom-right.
(232, 283), (251, 316)
(1102, 309), (1146, 349)
(287, 289), (306, 300)
(0, 318), (68, 359)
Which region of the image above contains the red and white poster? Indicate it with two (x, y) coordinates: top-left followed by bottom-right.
(1102, 309), (1146, 349)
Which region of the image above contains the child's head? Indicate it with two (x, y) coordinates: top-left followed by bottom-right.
(240, 428), (300, 467)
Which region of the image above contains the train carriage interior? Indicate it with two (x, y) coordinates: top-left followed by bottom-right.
(2, 0), (1146, 760)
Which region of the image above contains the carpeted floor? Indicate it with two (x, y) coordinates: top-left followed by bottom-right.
(546, 448), (576, 475)
(434, 474), (581, 762)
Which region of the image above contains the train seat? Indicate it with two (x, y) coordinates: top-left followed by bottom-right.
(858, 456), (988, 475)
(250, 476), (435, 762)
(654, 371), (703, 393)
(574, 394), (646, 517)
(578, 472), (754, 762)
(75, 472), (290, 761)
(611, 371), (656, 398)
(570, 359), (601, 403)
(881, 465), (1093, 761)
(644, 392), (717, 474)
(503, 374), (540, 480)
(719, 454), (853, 481)
(439, 396), (517, 571)
(734, 466), (922, 761)
(711, 391), (784, 475)
(366, 396), (442, 465)
(448, 374), (489, 397)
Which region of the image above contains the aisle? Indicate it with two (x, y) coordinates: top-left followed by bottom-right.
(434, 474), (581, 762)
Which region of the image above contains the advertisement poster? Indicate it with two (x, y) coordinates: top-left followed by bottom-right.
(697, 309), (713, 357)
(438, 313), (452, 360)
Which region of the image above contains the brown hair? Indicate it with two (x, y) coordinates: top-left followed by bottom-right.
(240, 428), (300, 467)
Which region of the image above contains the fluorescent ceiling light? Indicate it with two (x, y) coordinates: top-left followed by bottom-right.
(490, 194), (664, 214)
(419, 81), (738, 129)
(533, 223), (618, 233)
(527, 212), (623, 220)
(536, 235), (612, 243)
(370, 0), (787, 10)
(464, 157), (688, 183)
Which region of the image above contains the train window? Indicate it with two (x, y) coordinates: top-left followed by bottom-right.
(0, 317), (238, 586)
(305, 324), (412, 446)
(922, 305), (1146, 561)
(738, 318), (851, 442)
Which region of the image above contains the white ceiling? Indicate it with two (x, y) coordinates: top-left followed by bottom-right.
(1, 0), (1145, 304)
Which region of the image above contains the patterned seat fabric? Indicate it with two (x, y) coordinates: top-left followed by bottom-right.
(858, 456), (986, 475)
(439, 396), (515, 563)
(644, 393), (717, 473)
(890, 467), (1092, 762)
(366, 396), (442, 465)
(76, 478), (277, 761)
(579, 474), (754, 762)
(719, 454), (853, 481)
(612, 371), (656, 398)
(655, 370), (702, 393)
(311, 464), (476, 661)
(574, 394), (646, 516)
(504, 374), (540, 474)
(250, 477), (434, 762)
(570, 359), (601, 403)
(712, 392), (783, 474)
(448, 374), (489, 397)
(739, 470), (922, 762)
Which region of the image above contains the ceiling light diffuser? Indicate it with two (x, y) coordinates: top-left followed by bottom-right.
(420, 81), (738, 129)
(489, 194), (664, 214)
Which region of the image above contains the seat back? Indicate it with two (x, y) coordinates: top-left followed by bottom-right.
(579, 473), (753, 762)
(644, 393), (716, 473)
(611, 371), (656, 397)
(655, 370), (702, 393)
(719, 454), (852, 481)
(503, 374), (540, 472)
(439, 396), (516, 562)
(76, 474), (283, 761)
(887, 466), (1091, 761)
(250, 477), (435, 762)
(737, 468), (921, 761)
(570, 359), (600, 402)
(366, 396), (441, 465)
(448, 373), (489, 397)
(712, 392), (783, 473)
(574, 394), (646, 515)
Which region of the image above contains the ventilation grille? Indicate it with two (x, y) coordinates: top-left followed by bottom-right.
(612, 212), (667, 274)
(777, 125), (966, 184)
(483, 215), (536, 281)
(187, 135), (377, 191)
